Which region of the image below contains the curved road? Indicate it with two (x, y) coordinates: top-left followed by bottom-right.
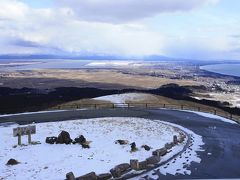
(1, 108), (240, 179)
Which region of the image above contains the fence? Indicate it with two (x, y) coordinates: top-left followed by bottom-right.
(49, 102), (240, 123)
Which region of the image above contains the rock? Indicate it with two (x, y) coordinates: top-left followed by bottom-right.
(81, 144), (90, 149)
(6, 159), (19, 165)
(146, 156), (160, 165)
(97, 173), (112, 180)
(130, 159), (139, 170)
(75, 135), (86, 144)
(152, 148), (167, 157)
(66, 172), (76, 180)
(165, 143), (174, 149)
(142, 145), (151, 151)
(45, 137), (57, 144)
(173, 135), (178, 144)
(56, 131), (72, 144)
(115, 140), (128, 145)
(139, 160), (148, 170)
(77, 172), (97, 180)
(130, 142), (138, 152)
(110, 163), (131, 178)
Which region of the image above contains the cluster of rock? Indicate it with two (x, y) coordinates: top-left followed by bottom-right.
(66, 133), (187, 180)
(115, 139), (151, 152)
(46, 131), (90, 148)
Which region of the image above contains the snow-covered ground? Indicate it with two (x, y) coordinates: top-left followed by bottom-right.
(94, 93), (157, 106)
(0, 117), (186, 180)
(85, 61), (150, 67)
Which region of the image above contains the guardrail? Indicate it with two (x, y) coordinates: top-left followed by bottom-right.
(0, 102), (239, 123)
(50, 102), (239, 123)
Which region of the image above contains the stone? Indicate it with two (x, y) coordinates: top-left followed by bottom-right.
(142, 145), (151, 151)
(97, 173), (112, 180)
(77, 172), (98, 180)
(81, 144), (90, 149)
(152, 148), (167, 157)
(75, 135), (86, 144)
(6, 159), (19, 165)
(115, 140), (128, 145)
(66, 172), (76, 180)
(146, 156), (160, 165)
(138, 160), (148, 170)
(130, 142), (138, 152)
(165, 143), (174, 149)
(56, 131), (72, 144)
(110, 163), (130, 178)
(173, 135), (178, 144)
(130, 159), (139, 170)
(45, 137), (57, 144)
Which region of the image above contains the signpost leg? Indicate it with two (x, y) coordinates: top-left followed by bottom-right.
(17, 128), (21, 146)
(28, 130), (32, 144)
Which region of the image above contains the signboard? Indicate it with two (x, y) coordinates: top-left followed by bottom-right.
(13, 125), (36, 137)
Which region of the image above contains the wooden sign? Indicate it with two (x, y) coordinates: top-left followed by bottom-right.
(13, 125), (36, 137)
(13, 125), (36, 145)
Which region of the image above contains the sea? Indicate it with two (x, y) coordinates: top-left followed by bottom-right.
(201, 63), (240, 77)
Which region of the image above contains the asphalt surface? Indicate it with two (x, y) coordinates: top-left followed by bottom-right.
(1, 108), (240, 179)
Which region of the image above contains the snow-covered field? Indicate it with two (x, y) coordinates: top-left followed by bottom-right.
(94, 93), (157, 105)
(0, 117), (186, 180)
(86, 61), (150, 67)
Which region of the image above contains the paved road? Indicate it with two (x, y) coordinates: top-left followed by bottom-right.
(1, 108), (240, 179)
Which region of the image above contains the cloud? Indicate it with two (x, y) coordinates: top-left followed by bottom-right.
(56, 0), (218, 23)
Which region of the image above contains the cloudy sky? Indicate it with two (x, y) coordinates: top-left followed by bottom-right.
(0, 0), (240, 60)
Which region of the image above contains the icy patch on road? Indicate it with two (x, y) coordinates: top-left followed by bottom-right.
(0, 117), (184, 180)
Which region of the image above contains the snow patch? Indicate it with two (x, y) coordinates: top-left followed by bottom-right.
(187, 111), (237, 124)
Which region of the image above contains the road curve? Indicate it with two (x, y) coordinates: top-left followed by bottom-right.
(1, 108), (240, 179)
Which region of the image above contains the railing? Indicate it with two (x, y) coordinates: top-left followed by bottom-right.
(48, 102), (240, 123)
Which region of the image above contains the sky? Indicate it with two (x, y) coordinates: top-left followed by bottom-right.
(0, 0), (240, 60)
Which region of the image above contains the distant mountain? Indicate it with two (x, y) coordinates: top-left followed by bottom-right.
(0, 54), (175, 61)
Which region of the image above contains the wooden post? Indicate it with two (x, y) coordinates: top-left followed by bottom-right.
(163, 104), (166, 108)
(28, 129), (31, 144)
(214, 109), (217, 115)
(198, 107), (200, 112)
(145, 103), (148, 108)
(230, 113), (233, 119)
(17, 127), (21, 146)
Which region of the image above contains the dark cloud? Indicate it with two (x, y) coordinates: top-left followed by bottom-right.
(56, 0), (216, 23)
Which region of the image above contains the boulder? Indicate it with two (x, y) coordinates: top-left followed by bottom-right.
(173, 135), (178, 144)
(110, 163), (131, 178)
(130, 142), (138, 152)
(152, 148), (167, 157)
(142, 145), (151, 151)
(6, 159), (19, 165)
(56, 131), (72, 144)
(81, 144), (90, 149)
(77, 172), (97, 180)
(146, 156), (160, 165)
(97, 173), (112, 180)
(115, 140), (128, 145)
(130, 160), (147, 171)
(139, 160), (148, 170)
(165, 143), (174, 149)
(45, 137), (57, 144)
(75, 135), (86, 144)
(66, 172), (76, 180)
